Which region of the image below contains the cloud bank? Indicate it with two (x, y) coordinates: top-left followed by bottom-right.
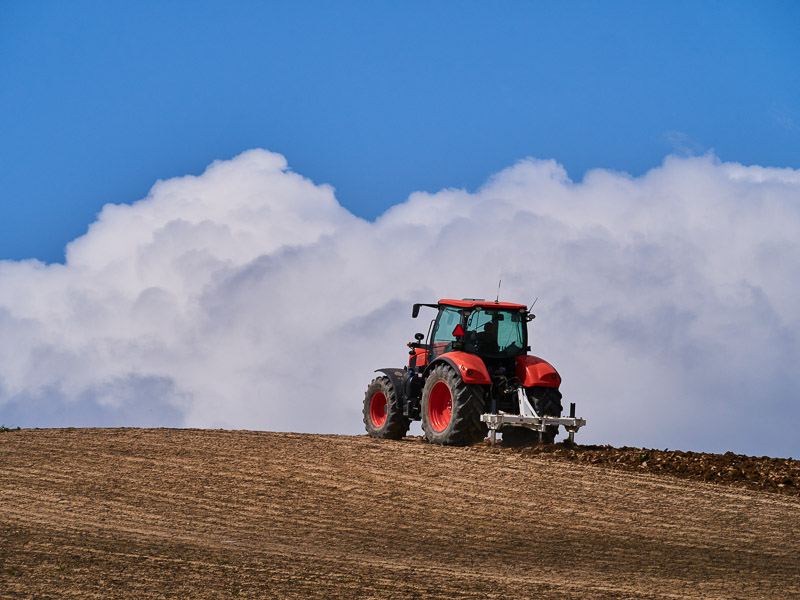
(1, 150), (798, 457)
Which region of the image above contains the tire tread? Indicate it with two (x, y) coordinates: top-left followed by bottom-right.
(421, 364), (487, 446)
(362, 376), (410, 439)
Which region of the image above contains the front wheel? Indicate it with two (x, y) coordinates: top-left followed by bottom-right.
(421, 364), (487, 446)
(363, 376), (410, 439)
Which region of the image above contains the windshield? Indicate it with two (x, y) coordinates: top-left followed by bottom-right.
(463, 309), (526, 357)
(430, 306), (462, 359)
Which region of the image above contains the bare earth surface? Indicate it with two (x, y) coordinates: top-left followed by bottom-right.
(1, 428), (799, 599)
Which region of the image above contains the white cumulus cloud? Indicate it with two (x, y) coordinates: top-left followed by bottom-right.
(1, 149), (798, 457)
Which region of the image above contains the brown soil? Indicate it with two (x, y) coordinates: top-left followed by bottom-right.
(481, 439), (800, 496)
(1, 428), (799, 599)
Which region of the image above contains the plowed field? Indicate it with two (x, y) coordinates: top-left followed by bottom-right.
(1, 428), (799, 599)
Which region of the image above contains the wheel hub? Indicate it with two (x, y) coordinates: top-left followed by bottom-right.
(370, 391), (387, 427)
(428, 381), (453, 432)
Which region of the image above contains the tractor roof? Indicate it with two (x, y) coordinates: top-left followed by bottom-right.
(438, 298), (528, 311)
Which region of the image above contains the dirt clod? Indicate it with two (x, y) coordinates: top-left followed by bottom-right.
(483, 440), (800, 496)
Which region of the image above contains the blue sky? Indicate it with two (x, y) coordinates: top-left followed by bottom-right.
(2, 1), (798, 264)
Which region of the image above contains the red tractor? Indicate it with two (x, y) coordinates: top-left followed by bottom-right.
(363, 298), (586, 446)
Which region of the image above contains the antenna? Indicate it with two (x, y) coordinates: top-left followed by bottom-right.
(529, 297), (538, 312)
(495, 268), (504, 302)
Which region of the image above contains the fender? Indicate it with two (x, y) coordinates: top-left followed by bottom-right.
(375, 368), (407, 402)
(515, 355), (561, 388)
(425, 351), (491, 385)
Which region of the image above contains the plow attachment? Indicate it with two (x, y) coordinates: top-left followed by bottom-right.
(481, 387), (587, 445)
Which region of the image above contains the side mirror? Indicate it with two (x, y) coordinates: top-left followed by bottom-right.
(414, 333), (424, 341)
(412, 304), (421, 318)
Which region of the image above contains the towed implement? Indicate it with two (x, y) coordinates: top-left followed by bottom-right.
(363, 298), (586, 446)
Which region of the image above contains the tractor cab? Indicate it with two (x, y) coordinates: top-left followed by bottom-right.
(411, 299), (532, 369)
(450, 305), (527, 358)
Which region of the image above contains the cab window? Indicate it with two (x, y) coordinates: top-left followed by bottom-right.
(431, 307), (461, 358)
(464, 309), (525, 357)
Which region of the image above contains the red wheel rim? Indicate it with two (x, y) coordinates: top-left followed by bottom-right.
(428, 381), (452, 432)
(370, 391), (387, 427)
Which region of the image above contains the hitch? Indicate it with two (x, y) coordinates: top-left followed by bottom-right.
(481, 387), (586, 446)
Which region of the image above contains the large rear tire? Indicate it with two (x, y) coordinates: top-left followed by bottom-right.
(501, 386), (563, 447)
(363, 376), (410, 439)
(421, 364), (487, 446)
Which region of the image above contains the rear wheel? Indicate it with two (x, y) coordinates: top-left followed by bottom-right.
(363, 376), (410, 439)
(501, 386), (563, 447)
(421, 364), (487, 446)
